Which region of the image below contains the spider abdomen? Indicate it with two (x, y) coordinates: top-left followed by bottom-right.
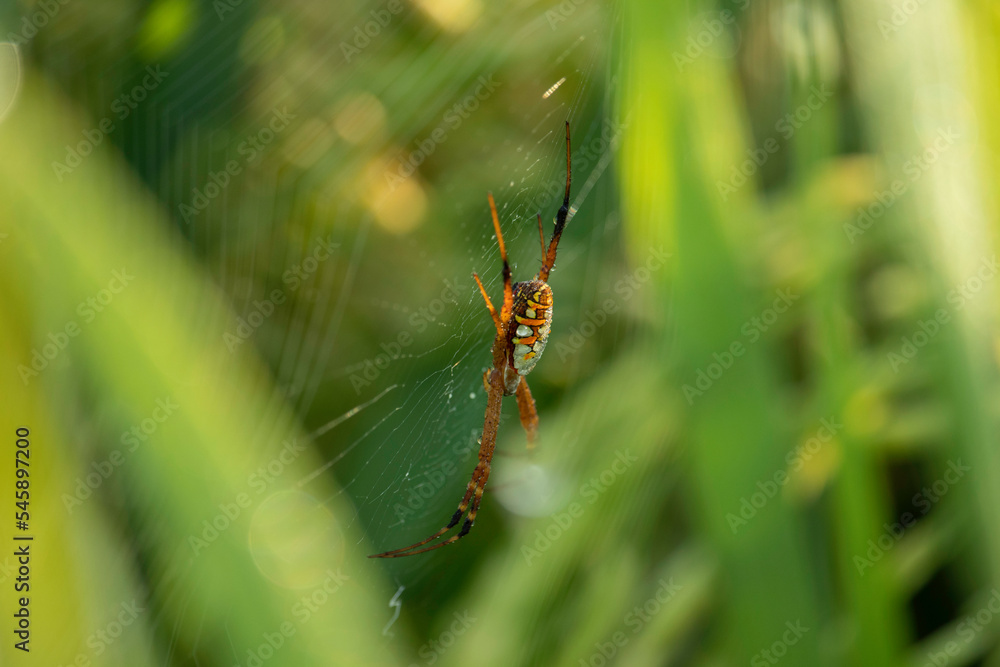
(508, 280), (553, 378)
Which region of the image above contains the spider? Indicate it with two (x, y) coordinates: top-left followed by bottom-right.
(370, 122), (573, 558)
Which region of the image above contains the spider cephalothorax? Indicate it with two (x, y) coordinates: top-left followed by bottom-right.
(371, 122), (573, 558)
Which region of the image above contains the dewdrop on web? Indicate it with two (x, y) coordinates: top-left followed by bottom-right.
(543, 77), (566, 99)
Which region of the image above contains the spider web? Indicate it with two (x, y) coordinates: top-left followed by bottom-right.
(275, 0), (628, 637)
(14, 0), (632, 663)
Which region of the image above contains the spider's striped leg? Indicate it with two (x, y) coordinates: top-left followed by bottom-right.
(457, 461), (492, 537)
(369, 369), (505, 558)
(378, 461), (495, 557)
(368, 460), (489, 558)
(515, 376), (539, 449)
(538, 122), (572, 283)
(487, 192), (513, 327)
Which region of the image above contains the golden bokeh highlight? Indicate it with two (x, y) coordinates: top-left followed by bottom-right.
(334, 92), (387, 145)
(412, 0), (483, 33)
(362, 157), (427, 234)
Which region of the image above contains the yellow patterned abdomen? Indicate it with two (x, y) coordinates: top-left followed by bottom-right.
(508, 280), (553, 377)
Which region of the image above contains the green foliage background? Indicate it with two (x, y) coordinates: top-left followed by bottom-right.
(1, 0), (999, 666)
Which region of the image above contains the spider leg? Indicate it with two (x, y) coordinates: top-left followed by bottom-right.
(373, 461), (494, 557)
(515, 376), (539, 449)
(537, 121), (572, 283)
(472, 272), (503, 336)
(487, 192), (514, 329)
(368, 461), (488, 557)
(369, 368), (505, 558)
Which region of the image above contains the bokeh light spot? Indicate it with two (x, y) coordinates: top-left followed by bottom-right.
(137, 0), (195, 60)
(493, 458), (569, 517)
(413, 0), (483, 33)
(363, 158), (427, 234)
(334, 92), (386, 145)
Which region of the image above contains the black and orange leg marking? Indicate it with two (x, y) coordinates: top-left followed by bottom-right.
(538, 122), (571, 283)
(472, 192), (515, 340)
(487, 192), (513, 328)
(369, 368), (505, 558)
(369, 460), (490, 557)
